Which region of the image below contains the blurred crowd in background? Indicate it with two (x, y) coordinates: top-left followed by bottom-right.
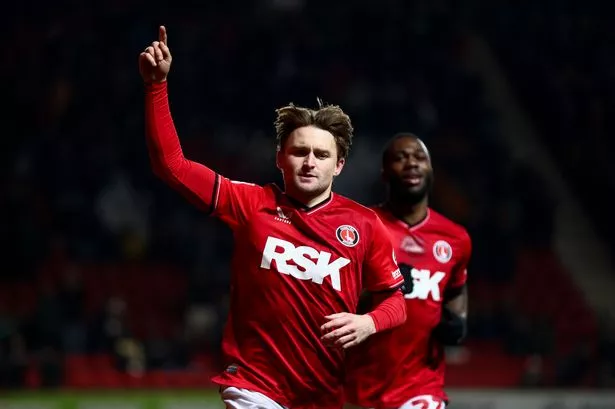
(2, 0), (614, 391)
(476, 1), (615, 258)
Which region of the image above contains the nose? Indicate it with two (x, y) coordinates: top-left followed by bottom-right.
(403, 157), (419, 169)
(303, 152), (316, 168)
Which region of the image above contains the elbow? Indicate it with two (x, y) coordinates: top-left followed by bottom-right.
(150, 161), (174, 183)
(145, 140), (186, 185)
(149, 156), (183, 186)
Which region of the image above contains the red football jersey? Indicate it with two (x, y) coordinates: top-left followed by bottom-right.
(209, 178), (404, 409)
(344, 206), (471, 408)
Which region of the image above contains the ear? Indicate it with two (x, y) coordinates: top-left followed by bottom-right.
(276, 149), (283, 170)
(333, 157), (345, 176)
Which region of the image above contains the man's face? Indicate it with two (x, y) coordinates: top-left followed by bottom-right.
(277, 126), (345, 202)
(382, 136), (433, 203)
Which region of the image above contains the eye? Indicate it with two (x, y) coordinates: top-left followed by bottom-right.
(290, 147), (310, 157)
(392, 153), (406, 162)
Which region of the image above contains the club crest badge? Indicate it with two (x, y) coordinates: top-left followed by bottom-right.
(336, 225), (360, 247)
(433, 240), (453, 263)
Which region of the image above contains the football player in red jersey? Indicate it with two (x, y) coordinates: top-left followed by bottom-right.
(344, 133), (472, 409)
(139, 27), (407, 409)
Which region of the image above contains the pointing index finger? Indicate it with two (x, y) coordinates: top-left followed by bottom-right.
(159, 25), (167, 45)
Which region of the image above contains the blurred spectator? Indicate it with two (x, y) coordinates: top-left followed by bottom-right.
(31, 282), (63, 351)
(520, 354), (546, 388)
(58, 265), (87, 353)
(597, 312), (615, 388)
(555, 343), (593, 387)
(38, 346), (64, 388)
(0, 333), (28, 388)
(88, 296), (145, 374)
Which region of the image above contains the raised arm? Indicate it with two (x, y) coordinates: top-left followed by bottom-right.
(139, 26), (218, 213)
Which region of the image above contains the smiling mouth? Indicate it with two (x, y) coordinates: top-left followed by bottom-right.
(402, 175), (423, 185)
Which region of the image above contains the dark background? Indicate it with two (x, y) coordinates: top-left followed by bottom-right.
(2, 0), (614, 391)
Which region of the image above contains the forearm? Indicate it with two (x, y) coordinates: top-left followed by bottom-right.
(145, 82), (218, 211)
(445, 285), (467, 318)
(366, 290), (406, 332)
(435, 286), (468, 345)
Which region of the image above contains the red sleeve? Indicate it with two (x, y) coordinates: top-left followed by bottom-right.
(366, 290), (406, 332)
(213, 178), (265, 229)
(448, 231), (472, 289)
(145, 82), (262, 229)
(362, 215), (405, 292)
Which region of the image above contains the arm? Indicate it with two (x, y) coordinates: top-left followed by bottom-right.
(361, 216), (406, 333)
(433, 284), (468, 345)
(354, 286), (407, 333)
(140, 26), (218, 212)
(433, 233), (472, 345)
(140, 26), (262, 227)
(320, 291), (406, 350)
(145, 81), (219, 213)
(320, 217), (406, 348)
(366, 289), (406, 332)
(445, 284), (468, 319)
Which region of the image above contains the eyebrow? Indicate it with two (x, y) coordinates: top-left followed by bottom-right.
(314, 148), (332, 155)
(393, 147), (428, 156)
(289, 145), (334, 154)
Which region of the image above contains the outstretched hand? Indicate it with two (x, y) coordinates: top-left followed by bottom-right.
(139, 26), (172, 84)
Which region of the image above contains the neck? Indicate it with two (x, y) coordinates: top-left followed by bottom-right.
(386, 195), (429, 226)
(285, 186), (333, 208)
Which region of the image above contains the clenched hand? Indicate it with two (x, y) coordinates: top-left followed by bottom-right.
(139, 25), (172, 84)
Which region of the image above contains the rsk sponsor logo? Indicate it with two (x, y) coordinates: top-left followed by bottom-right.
(260, 236), (350, 291)
(405, 268), (445, 301)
